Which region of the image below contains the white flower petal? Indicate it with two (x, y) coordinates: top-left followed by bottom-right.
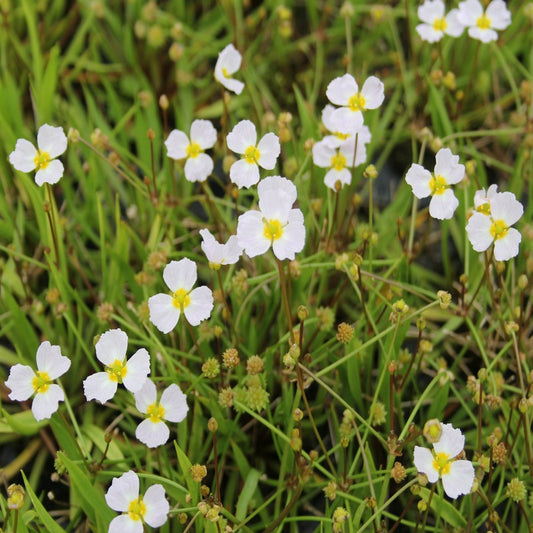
(184, 153), (213, 182)
(123, 348), (150, 393)
(442, 460), (475, 499)
(143, 484), (169, 527)
(95, 329), (128, 366)
(148, 293), (180, 334)
(429, 189), (459, 220)
(34, 160), (64, 186)
(493, 228), (521, 261)
(434, 148), (464, 185)
(418, 0), (445, 24)
(136, 418), (170, 448)
(413, 446), (439, 483)
(222, 235), (243, 264)
(490, 192), (523, 226)
(330, 107), (364, 135)
(405, 164), (432, 198)
(458, 0), (483, 26)
(466, 212), (493, 252)
(219, 77), (244, 94)
(486, 0), (511, 30)
(9, 138), (37, 172)
(105, 470), (139, 512)
(416, 24), (443, 43)
(237, 210), (271, 258)
(164, 129), (189, 160)
(324, 168), (352, 190)
(108, 515), (143, 533)
(37, 124), (67, 158)
(36, 341), (70, 379)
(215, 44), (242, 77)
(229, 159), (260, 189)
(313, 140), (335, 168)
(468, 26), (497, 42)
(326, 73), (358, 106)
(6, 364), (36, 401)
(434, 424), (465, 457)
(272, 208), (305, 260)
(227, 120), (256, 154)
(134, 378), (157, 414)
(361, 76), (385, 109)
(160, 384), (189, 423)
(163, 258), (197, 292)
(184, 286), (213, 326)
(190, 119), (217, 149)
(258, 175), (297, 207)
(257, 133), (280, 169)
(32, 384), (64, 420)
(445, 9), (465, 37)
(83, 372), (118, 404)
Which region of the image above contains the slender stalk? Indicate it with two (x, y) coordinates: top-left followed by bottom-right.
(407, 139), (427, 259)
(148, 129), (158, 202)
(277, 258), (294, 344)
(44, 183), (60, 270)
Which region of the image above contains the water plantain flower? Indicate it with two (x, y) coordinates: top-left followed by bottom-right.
(416, 0), (464, 43)
(214, 43), (244, 94)
(457, 0), (511, 43)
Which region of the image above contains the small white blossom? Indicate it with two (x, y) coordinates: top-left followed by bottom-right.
(466, 191), (523, 261)
(414, 423), (475, 499)
(457, 0), (511, 43)
(237, 175), (305, 260)
(227, 120), (280, 188)
(9, 124), (68, 186)
(148, 258), (213, 333)
(106, 470), (169, 533)
(5, 341), (70, 421)
(165, 120), (217, 182)
(83, 329), (150, 404)
(214, 43), (244, 94)
(473, 183), (498, 214)
(199, 228), (242, 269)
(134, 379), (188, 448)
(326, 74), (384, 134)
(405, 148), (465, 220)
(416, 0), (464, 43)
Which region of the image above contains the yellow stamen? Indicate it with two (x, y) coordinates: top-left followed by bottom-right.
(476, 13), (491, 30)
(476, 202), (491, 215)
(32, 371), (51, 394)
(263, 219), (283, 241)
(432, 451), (451, 476)
(429, 175), (448, 195)
(222, 67), (229, 78)
(490, 219), (508, 240)
(244, 145), (260, 164)
(127, 497), (146, 521)
(146, 402), (166, 423)
(172, 288), (191, 310)
(348, 92), (366, 112)
(433, 17), (447, 32)
(186, 142), (202, 158)
(34, 150), (51, 171)
(106, 359), (128, 383)
(330, 152), (347, 171)
(334, 132), (350, 140)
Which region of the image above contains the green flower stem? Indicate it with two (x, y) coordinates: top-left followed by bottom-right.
(276, 258), (294, 344)
(44, 183), (60, 270)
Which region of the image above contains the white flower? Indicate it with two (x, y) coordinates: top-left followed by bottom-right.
(83, 329), (150, 404)
(466, 191), (523, 261)
(148, 258), (214, 333)
(199, 228), (242, 269)
(164, 120), (217, 182)
(9, 124), (68, 186)
(473, 183), (498, 214)
(214, 43), (244, 95)
(5, 341), (70, 421)
(237, 175), (305, 260)
(416, 0), (464, 43)
(405, 148), (465, 220)
(134, 379), (188, 448)
(313, 127), (371, 190)
(226, 120), (280, 189)
(326, 74), (384, 134)
(457, 0), (511, 43)
(413, 423), (475, 499)
(106, 470), (169, 533)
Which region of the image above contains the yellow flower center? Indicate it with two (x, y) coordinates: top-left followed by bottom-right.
(476, 13), (491, 30)
(186, 142), (202, 158)
(34, 150), (51, 171)
(127, 497), (146, 521)
(106, 359), (128, 383)
(146, 402), (166, 423)
(222, 67), (230, 78)
(244, 145), (260, 164)
(331, 152), (347, 171)
(32, 371), (51, 394)
(429, 175), (448, 195)
(433, 17), (447, 32)
(490, 219), (508, 240)
(348, 92), (366, 112)
(334, 132), (350, 140)
(172, 288), (191, 310)
(432, 451), (452, 476)
(476, 202), (491, 215)
(263, 219), (283, 241)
